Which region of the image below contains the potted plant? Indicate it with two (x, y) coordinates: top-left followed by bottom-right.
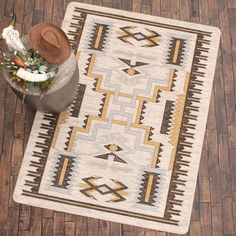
(0, 14), (79, 113)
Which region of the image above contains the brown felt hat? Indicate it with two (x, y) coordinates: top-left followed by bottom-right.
(28, 23), (71, 64)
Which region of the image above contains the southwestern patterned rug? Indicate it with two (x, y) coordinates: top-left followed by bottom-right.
(14, 2), (220, 234)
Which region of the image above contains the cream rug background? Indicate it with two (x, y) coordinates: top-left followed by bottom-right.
(14, 2), (220, 234)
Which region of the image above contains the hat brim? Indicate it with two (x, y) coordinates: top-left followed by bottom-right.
(28, 22), (71, 64)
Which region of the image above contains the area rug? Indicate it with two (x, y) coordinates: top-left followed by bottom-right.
(14, 2), (220, 234)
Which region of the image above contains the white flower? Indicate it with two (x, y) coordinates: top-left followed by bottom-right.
(32, 70), (39, 74)
(38, 65), (48, 74)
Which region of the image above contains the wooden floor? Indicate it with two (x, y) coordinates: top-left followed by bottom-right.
(0, 0), (235, 235)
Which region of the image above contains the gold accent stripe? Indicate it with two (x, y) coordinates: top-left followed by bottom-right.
(58, 158), (69, 186)
(151, 144), (160, 168)
(172, 40), (181, 63)
(67, 128), (76, 152)
(94, 25), (104, 49)
(76, 51), (81, 60)
(112, 120), (127, 126)
(168, 72), (190, 170)
(144, 174), (154, 203)
(135, 98), (144, 124)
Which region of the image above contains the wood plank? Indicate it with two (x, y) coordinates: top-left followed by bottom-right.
(170, 0), (180, 20)
(225, 94), (236, 125)
(112, 0), (121, 9)
(230, 148), (236, 192)
(206, 92), (217, 130)
(14, 0), (25, 23)
(65, 213), (77, 222)
(52, 0), (64, 26)
(0, 0), (4, 30)
(19, 205), (31, 231)
(87, 218), (99, 236)
(132, 0), (141, 12)
(179, 0), (190, 21)
(160, 0), (170, 18)
(0, 113), (5, 157)
(227, 0), (236, 8)
(42, 218), (53, 236)
(206, 129), (218, 161)
(145, 229), (157, 236)
(190, 221), (201, 236)
(141, 0), (151, 14)
(32, 9), (44, 25)
(228, 8), (236, 31)
(44, 0), (54, 22)
(212, 52), (224, 101)
(219, 1), (235, 96)
(93, 0), (103, 6)
(80, 0), (93, 3)
(29, 208), (42, 236)
(218, 134), (231, 174)
(11, 138), (24, 176)
(99, 220), (110, 236)
(110, 222), (121, 236)
(190, 0), (199, 22)
(190, 0), (199, 18)
(233, 192), (236, 232)
(121, 224), (134, 236)
(201, 227), (212, 236)
(65, 221), (76, 236)
(198, 138), (209, 177)
(19, 231), (30, 236)
(215, 99), (228, 135)
(229, 125), (236, 149)
(155, 232), (166, 236)
(35, 0), (44, 9)
(76, 216), (88, 236)
(53, 212), (65, 236)
(198, 176), (211, 203)
(42, 209), (54, 219)
(22, 0), (34, 34)
(121, 0), (131, 10)
(198, 0), (209, 24)
(209, 177), (221, 205)
(200, 202), (212, 228)
(7, 206), (20, 236)
(133, 226), (145, 236)
(151, 0), (160, 16)
(0, 87), (17, 236)
(211, 204), (223, 236)
(208, 0), (220, 27)
(220, 173), (232, 199)
(222, 197), (235, 234)
(3, 0), (15, 17)
(103, 0), (112, 7)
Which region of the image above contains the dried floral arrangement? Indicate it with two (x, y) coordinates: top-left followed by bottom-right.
(0, 14), (57, 96)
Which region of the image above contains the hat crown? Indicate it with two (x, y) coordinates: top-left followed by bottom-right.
(41, 27), (61, 49)
(40, 27), (62, 53)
